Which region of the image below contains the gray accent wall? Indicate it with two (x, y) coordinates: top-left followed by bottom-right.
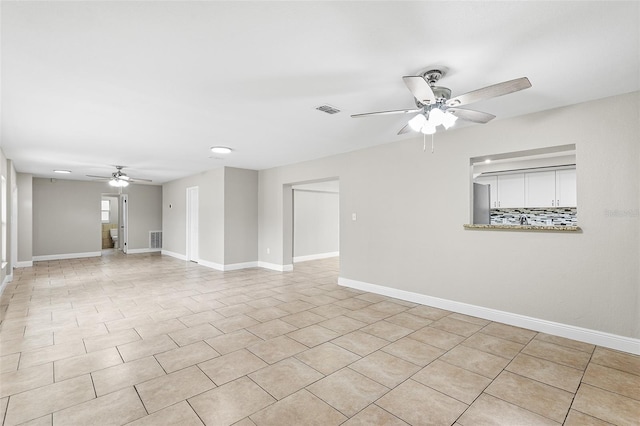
(224, 167), (258, 265)
(162, 167), (257, 266)
(162, 168), (224, 264)
(126, 184), (162, 250)
(33, 179), (104, 255)
(32, 178), (162, 256)
(257, 91), (640, 339)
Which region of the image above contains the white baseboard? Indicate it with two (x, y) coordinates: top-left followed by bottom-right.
(258, 262), (293, 272)
(32, 252), (102, 262)
(161, 250), (187, 261)
(224, 261), (259, 271)
(338, 276), (640, 356)
(293, 251), (339, 263)
(16, 260), (33, 268)
(127, 248), (161, 254)
(197, 259), (224, 271)
(0, 274), (10, 297)
(198, 260), (260, 272)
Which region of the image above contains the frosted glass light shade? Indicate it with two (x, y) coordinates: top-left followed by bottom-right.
(109, 179), (129, 187)
(408, 114), (427, 131)
(211, 146), (232, 154)
(421, 124), (436, 135)
(428, 108), (445, 126)
(442, 112), (458, 129)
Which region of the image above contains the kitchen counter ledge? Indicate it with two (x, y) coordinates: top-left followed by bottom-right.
(463, 224), (581, 232)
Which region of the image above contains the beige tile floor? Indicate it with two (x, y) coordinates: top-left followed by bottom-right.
(1, 253), (639, 425)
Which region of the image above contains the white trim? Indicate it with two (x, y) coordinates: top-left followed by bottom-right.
(197, 259), (224, 271)
(224, 261), (259, 271)
(161, 250), (187, 261)
(126, 248), (161, 254)
(338, 276), (640, 355)
(198, 259), (260, 272)
(16, 261), (33, 268)
(32, 252), (101, 262)
(258, 261), (293, 272)
(293, 251), (339, 263)
(0, 274), (10, 296)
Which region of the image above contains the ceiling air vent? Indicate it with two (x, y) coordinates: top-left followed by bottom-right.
(316, 104), (341, 114)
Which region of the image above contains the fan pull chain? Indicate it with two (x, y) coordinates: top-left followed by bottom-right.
(423, 134), (436, 153)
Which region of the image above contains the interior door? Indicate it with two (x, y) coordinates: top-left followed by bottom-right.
(119, 194), (128, 254)
(186, 186), (199, 262)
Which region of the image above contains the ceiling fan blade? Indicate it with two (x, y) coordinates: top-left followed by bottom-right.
(397, 124), (412, 135)
(86, 175), (111, 179)
(351, 108), (420, 118)
(402, 76), (436, 104)
(128, 177), (153, 183)
(447, 108), (496, 124)
(446, 77), (531, 107)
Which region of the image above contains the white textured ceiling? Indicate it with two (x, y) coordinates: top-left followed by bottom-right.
(1, 1), (639, 184)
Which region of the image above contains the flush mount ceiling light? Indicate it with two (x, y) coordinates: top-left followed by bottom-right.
(53, 170), (71, 174)
(210, 146), (232, 154)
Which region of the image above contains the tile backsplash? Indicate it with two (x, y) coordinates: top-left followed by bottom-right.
(491, 208), (577, 226)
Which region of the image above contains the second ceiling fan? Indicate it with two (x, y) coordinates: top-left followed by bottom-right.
(351, 69), (531, 135)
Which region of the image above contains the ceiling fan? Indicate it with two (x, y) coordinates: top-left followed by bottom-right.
(351, 69), (531, 135)
(87, 166), (152, 187)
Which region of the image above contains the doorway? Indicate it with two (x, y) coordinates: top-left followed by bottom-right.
(101, 195), (120, 251)
(186, 186), (199, 262)
(119, 194), (128, 254)
(285, 178), (340, 270)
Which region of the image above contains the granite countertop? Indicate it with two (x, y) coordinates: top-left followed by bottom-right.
(463, 224), (581, 232)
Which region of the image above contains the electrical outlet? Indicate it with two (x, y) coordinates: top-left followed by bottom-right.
(352, 213), (357, 221)
(266, 248), (270, 254)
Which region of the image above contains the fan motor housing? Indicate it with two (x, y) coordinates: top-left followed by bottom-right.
(415, 86), (451, 108)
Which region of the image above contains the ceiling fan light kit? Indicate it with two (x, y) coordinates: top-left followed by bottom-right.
(109, 178), (129, 187)
(352, 68), (531, 141)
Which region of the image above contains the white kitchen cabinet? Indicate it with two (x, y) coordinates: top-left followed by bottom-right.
(475, 168), (575, 209)
(524, 168), (576, 208)
(525, 170), (556, 207)
(497, 173), (525, 208)
(474, 176), (498, 208)
(556, 168), (577, 207)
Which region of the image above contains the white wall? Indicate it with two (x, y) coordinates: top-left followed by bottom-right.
(258, 91), (640, 341)
(293, 189), (339, 259)
(0, 149), (8, 285)
(17, 173), (33, 265)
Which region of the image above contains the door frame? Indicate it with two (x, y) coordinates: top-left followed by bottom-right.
(186, 186), (199, 262)
(119, 194), (128, 254)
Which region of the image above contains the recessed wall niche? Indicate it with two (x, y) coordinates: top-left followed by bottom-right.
(470, 144), (577, 227)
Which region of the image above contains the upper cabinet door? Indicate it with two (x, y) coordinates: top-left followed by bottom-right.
(497, 173), (525, 208)
(556, 168), (577, 207)
(525, 170), (556, 207)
